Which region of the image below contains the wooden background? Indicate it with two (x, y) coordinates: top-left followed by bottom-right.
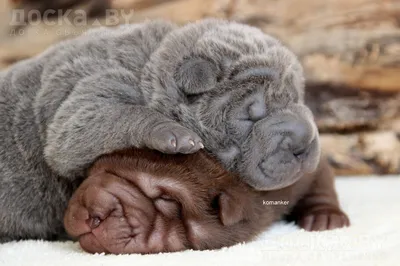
(1, 0), (399, 176)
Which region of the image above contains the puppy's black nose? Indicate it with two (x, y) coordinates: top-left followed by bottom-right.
(280, 119), (314, 157)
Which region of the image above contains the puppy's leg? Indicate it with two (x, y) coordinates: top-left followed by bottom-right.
(289, 157), (350, 231)
(44, 70), (203, 179)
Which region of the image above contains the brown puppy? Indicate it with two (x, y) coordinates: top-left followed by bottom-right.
(64, 149), (349, 254)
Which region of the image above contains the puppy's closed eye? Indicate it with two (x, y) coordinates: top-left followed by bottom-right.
(154, 194), (181, 218)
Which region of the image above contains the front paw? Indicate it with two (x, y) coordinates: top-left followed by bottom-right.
(148, 122), (204, 154)
(297, 205), (350, 231)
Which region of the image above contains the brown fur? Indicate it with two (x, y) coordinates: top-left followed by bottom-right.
(64, 149), (349, 254)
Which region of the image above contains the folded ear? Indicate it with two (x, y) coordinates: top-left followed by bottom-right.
(174, 58), (219, 95)
(217, 189), (247, 226)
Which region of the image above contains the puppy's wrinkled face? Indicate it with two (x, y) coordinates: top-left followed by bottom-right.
(175, 47), (320, 191)
(64, 149), (251, 254)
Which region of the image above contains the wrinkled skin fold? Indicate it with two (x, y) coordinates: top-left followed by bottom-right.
(64, 149), (349, 254)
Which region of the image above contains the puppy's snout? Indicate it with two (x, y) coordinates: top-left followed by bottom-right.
(239, 105), (320, 190)
(280, 119), (314, 158)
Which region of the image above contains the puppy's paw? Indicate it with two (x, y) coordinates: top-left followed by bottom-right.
(297, 205), (350, 231)
(148, 122), (204, 154)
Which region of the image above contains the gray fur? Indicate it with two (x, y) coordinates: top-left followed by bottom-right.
(0, 19), (320, 241)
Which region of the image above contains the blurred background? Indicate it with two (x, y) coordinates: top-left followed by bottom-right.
(0, 0), (399, 176)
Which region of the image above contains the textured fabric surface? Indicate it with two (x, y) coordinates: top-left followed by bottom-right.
(0, 177), (399, 266)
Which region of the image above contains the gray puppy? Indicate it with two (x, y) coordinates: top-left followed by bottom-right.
(0, 19), (320, 241)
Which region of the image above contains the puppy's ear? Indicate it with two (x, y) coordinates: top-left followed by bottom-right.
(217, 189), (247, 226)
(175, 58), (219, 94)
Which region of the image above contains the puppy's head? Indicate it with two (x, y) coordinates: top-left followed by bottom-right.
(172, 20), (320, 190)
(64, 149), (255, 254)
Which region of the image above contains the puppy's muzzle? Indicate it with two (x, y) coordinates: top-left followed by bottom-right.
(239, 104), (321, 190)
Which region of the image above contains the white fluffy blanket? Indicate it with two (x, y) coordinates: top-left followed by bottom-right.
(1, 177), (399, 266)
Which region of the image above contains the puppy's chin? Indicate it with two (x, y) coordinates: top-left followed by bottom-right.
(239, 131), (321, 191)
(64, 173), (189, 254)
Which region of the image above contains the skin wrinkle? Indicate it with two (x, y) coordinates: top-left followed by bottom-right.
(90, 185), (140, 253)
(108, 170), (191, 252)
(120, 201), (145, 253)
(37, 58), (104, 141)
(120, 190), (154, 234)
